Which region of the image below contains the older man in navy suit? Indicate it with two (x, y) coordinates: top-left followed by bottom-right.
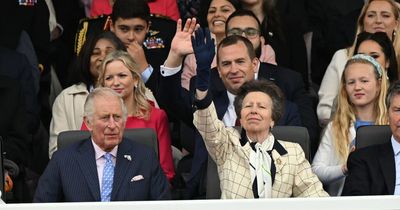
(34, 87), (170, 202)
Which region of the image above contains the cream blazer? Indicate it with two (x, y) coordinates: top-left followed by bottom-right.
(194, 102), (329, 199)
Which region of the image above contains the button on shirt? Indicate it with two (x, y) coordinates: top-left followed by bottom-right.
(92, 140), (117, 191)
(392, 137), (400, 195)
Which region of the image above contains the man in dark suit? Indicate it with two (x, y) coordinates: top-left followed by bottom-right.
(158, 18), (301, 198)
(342, 80), (400, 196)
(34, 87), (170, 202)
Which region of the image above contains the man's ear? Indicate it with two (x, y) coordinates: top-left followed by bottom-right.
(83, 116), (93, 131)
(252, 57), (259, 74)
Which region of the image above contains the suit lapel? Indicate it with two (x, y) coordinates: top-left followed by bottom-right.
(210, 69), (230, 119)
(111, 139), (133, 200)
(271, 140), (288, 176)
(76, 139), (101, 200)
(378, 142), (396, 194)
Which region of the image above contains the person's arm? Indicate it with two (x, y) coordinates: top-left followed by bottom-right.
(317, 49), (347, 126)
(149, 148), (171, 200)
(33, 154), (63, 202)
(163, 18), (198, 68)
(155, 109), (175, 182)
(291, 143), (329, 197)
(49, 92), (69, 158)
(341, 150), (372, 196)
(311, 123), (346, 184)
(157, 18), (199, 126)
(191, 28), (234, 162)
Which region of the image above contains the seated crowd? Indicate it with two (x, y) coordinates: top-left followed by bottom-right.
(1, 0), (400, 203)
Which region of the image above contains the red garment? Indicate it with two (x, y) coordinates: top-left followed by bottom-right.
(81, 106), (175, 181)
(90, 0), (180, 21)
(89, 0), (112, 17)
(148, 0), (180, 21)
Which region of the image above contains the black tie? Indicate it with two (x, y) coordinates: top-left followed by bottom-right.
(249, 142), (276, 198)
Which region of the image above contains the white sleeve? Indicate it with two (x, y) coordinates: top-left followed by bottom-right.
(312, 123), (345, 184)
(317, 49), (348, 124)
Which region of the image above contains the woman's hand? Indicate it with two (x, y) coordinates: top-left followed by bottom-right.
(192, 28), (215, 91)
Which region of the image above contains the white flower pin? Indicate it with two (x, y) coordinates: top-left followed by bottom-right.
(124, 155), (132, 161)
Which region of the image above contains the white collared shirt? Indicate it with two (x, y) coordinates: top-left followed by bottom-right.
(222, 91), (237, 126)
(92, 140), (118, 191)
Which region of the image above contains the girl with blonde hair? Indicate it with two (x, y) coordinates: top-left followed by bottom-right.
(312, 54), (389, 196)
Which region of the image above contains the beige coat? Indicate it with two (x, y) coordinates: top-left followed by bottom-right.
(193, 102), (329, 199)
(49, 83), (89, 158)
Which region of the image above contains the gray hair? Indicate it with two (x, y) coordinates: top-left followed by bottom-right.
(83, 87), (128, 122)
(386, 80), (400, 109)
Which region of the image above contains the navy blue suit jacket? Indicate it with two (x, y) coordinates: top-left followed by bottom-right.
(342, 141), (395, 196)
(34, 138), (170, 202)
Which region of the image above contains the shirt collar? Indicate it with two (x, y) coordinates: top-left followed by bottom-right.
(255, 61), (260, 80)
(92, 139), (118, 160)
(226, 91), (236, 106)
(391, 136), (400, 156)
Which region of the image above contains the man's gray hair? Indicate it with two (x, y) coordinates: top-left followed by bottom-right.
(386, 80), (400, 109)
(83, 87), (128, 122)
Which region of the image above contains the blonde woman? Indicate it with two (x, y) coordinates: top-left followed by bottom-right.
(317, 0), (400, 126)
(82, 50), (175, 182)
(312, 54), (389, 196)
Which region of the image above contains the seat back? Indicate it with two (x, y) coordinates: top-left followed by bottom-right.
(206, 126), (310, 199)
(355, 125), (392, 149)
(58, 128), (159, 157)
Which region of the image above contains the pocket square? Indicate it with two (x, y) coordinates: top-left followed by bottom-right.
(131, 175), (144, 182)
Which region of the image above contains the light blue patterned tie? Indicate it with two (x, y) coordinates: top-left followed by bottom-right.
(101, 153), (114, 202)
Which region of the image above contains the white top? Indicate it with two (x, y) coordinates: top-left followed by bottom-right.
(312, 122), (355, 196)
(317, 49), (348, 125)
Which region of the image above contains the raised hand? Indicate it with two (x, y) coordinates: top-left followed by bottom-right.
(164, 18), (199, 68)
(171, 18), (198, 56)
(192, 28), (215, 91)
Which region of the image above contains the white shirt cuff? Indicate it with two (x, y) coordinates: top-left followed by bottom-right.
(160, 65), (181, 77)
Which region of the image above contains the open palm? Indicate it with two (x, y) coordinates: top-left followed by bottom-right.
(170, 18), (199, 57)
